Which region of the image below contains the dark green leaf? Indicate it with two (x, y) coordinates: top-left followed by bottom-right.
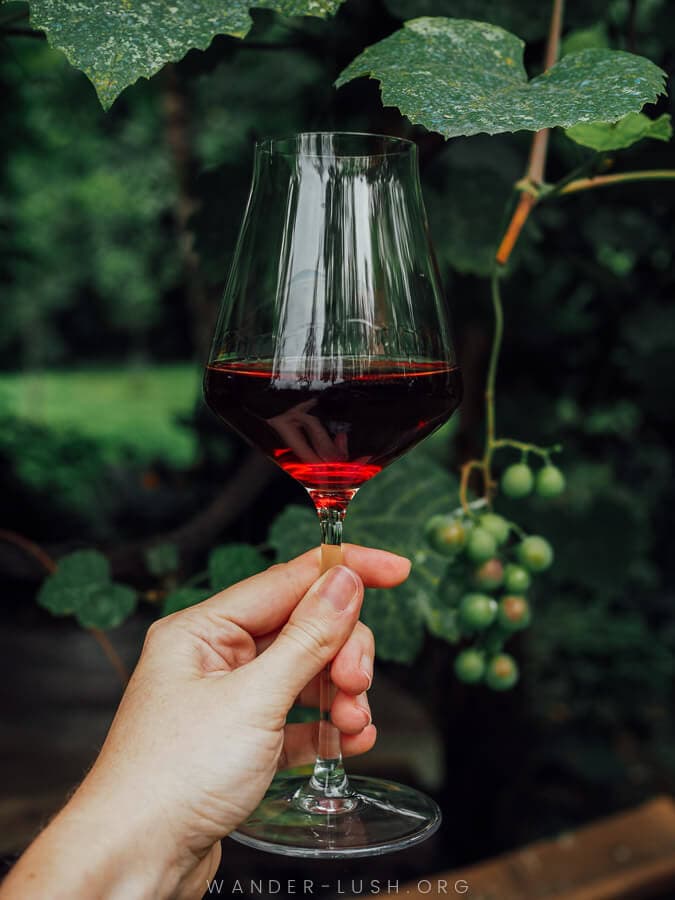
(561, 23), (609, 56)
(28, 0), (347, 109)
(336, 18), (666, 138)
(424, 559), (463, 642)
(162, 586), (211, 616)
(566, 112), (672, 151)
(268, 452), (458, 663)
(423, 604), (461, 643)
(37, 549), (110, 616)
(208, 543), (267, 591)
(145, 542), (180, 577)
(75, 583), (137, 629)
(427, 168), (514, 275)
(268, 505), (318, 560)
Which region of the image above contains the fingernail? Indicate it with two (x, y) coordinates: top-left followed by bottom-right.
(318, 566), (359, 612)
(360, 653), (373, 689)
(355, 692), (371, 724)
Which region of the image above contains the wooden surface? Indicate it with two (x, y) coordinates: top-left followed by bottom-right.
(397, 796), (675, 900)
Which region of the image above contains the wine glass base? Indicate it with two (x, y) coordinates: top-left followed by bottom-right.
(228, 773), (441, 858)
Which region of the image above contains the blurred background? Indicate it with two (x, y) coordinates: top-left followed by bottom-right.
(1, 0), (675, 895)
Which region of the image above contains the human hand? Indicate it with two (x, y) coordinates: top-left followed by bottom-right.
(1, 545), (410, 900)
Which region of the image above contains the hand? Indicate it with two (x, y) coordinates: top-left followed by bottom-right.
(268, 398), (348, 463)
(1, 545), (410, 900)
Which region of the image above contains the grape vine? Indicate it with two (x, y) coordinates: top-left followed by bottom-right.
(424, 0), (673, 690)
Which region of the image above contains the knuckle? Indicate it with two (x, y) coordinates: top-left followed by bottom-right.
(281, 619), (331, 665)
(144, 616), (171, 646)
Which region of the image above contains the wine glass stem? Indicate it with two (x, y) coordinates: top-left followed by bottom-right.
(294, 505), (357, 813)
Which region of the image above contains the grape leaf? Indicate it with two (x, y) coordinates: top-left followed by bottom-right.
(208, 543), (267, 591)
(37, 549), (110, 616)
(37, 549), (138, 630)
(268, 452), (459, 663)
(27, 0), (347, 109)
(268, 505), (318, 560)
(75, 583), (137, 630)
(162, 586), (211, 616)
(427, 167), (515, 276)
(336, 18), (667, 138)
(145, 542), (180, 577)
(565, 112), (672, 152)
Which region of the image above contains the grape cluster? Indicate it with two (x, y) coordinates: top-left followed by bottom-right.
(425, 462), (564, 690)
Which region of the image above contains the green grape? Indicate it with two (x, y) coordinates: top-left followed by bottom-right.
(454, 648), (486, 684)
(466, 527), (497, 563)
(459, 593), (498, 630)
(536, 465), (566, 498)
(503, 563), (532, 594)
(472, 558), (504, 591)
(425, 514), (467, 556)
(518, 535), (554, 572)
(479, 512), (510, 545)
(501, 463), (534, 499)
(497, 595), (531, 631)
(485, 653), (520, 691)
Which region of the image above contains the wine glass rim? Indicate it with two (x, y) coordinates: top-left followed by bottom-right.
(256, 131), (416, 159)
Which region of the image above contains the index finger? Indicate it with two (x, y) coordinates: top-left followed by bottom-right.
(200, 544), (410, 636)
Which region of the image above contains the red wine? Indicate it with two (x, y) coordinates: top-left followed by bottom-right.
(204, 359), (462, 504)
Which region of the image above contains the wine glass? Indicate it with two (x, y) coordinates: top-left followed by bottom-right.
(204, 132), (462, 857)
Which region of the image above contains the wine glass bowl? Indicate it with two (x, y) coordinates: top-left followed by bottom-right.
(204, 132), (461, 856)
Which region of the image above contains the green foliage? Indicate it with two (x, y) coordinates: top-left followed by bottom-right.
(208, 543), (267, 591)
(561, 23), (609, 56)
(423, 137), (531, 276)
(26, 0), (346, 108)
(566, 112), (672, 151)
(145, 543), (180, 577)
(75, 583), (137, 629)
(159, 543), (266, 615)
(0, 366), (201, 467)
(38, 550), (137, 629)
(37, 551), (108, 615)
(162, 586), (210, 616)
(336, 18), (666, 138)
(269, 453), (459, 662)
(527, 595), (675, 725)
(0, 414), (118, 531)
(0, 38), (179, 367)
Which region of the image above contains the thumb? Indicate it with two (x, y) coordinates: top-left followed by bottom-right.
(250, 565), (363, 707)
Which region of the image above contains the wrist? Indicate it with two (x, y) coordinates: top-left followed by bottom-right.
(67, 768), (190, 898)
(1, 771), (190, 900)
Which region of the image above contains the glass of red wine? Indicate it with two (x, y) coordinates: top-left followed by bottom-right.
(204, 132), (462, 857)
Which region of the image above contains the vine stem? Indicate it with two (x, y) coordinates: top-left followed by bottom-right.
(495, 0), (564, 266)
(559, 169), (675, 195)
(0, 529), (130, 687)
(460, 0), (564, 508)
(491, 438), (562, 457)
(483, 268), (504, 481)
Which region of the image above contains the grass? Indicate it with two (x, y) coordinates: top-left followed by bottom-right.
(0, 363), (202, 467)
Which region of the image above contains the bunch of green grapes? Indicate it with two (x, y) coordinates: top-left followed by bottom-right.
(425, 463), (565, 690)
